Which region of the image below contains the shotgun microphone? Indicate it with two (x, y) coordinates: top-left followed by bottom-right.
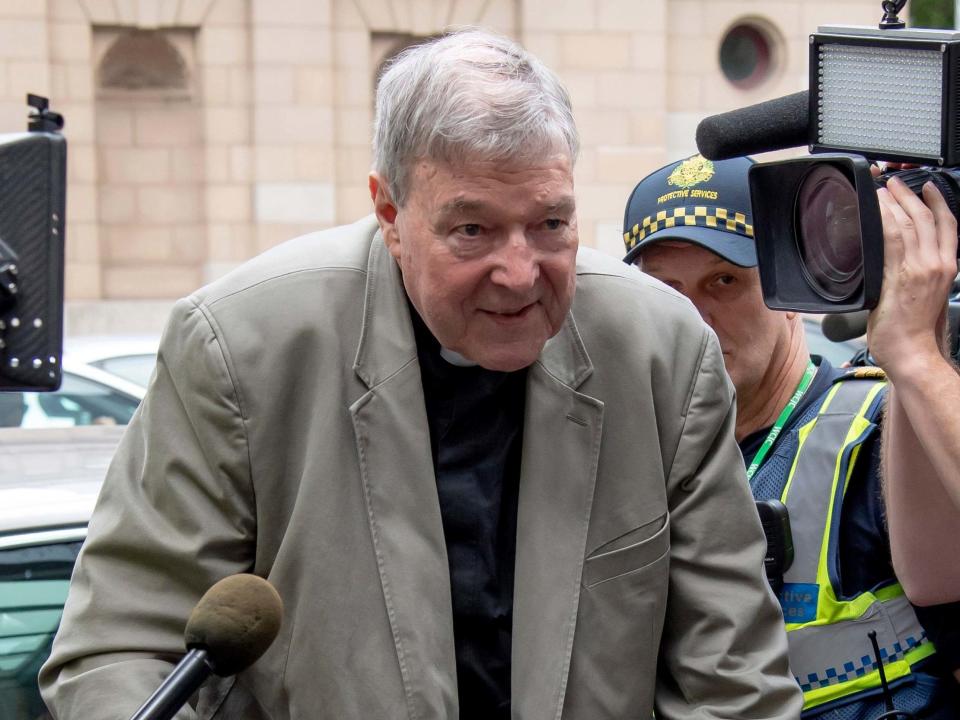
(821, 311), (870, 343)
(695, 91), (809, 161)
(129, 574), (283, 720)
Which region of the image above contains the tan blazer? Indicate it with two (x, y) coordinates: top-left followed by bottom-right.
(41, 216), (801, 719)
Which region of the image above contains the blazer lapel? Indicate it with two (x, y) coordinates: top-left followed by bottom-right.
(350, 235), (458, 719)
(512, 314), (604, 720)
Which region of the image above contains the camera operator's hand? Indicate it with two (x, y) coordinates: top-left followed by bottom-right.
(868, 176), (957, 374)
(873, 175), (960, 607)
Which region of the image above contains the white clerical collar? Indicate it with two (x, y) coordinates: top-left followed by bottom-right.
(439, 347), (478, 367)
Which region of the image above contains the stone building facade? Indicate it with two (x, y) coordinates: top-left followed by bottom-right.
(0, 0), (881, 333)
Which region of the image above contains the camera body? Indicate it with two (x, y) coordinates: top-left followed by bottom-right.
(748, 22), (960, 313)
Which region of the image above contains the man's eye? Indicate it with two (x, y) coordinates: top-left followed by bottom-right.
(542, 218), (564, 231)
(715, 275), (736, 287)
(457, 224), (482, 237)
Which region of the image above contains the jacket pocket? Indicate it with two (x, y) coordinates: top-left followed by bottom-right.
(582, 513), (669, 588)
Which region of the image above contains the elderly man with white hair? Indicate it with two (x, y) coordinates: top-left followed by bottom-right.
(41, 30), (802, 719)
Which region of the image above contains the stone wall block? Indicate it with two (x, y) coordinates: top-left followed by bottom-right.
(521, 0), (594, 31)
(68, 144), (98, 184)
(597, 0), (665, 32)
(7, 61), (50, 99)
(333, 30), (369, 70)
(294, 146), (334, 181)
(254, 106), (332, 144)
(335, 107), (371, 147)
(135, 109), (203, 146)
(253, 0), (331, 26)
(49, 22), (92, 61)
(477, 0), (514, 33)
(296, 66), (335, 105)
(65, 222), (99, 264)
(65, 262), (101, 299)
(170, 147), (205, 183)
(254, 66), (296, 104)
(204, 106), (251, 145)
(254, 145), (296, 182)
(104, 225), (176, 263)
(80, 0), (119, 25)
(138, 187), (203, 224)
(177, 0), (217, 26)
(668, 0), (705, 35)
(65, 182), (96, 224)
(574, 108), (630, 146)
(172, 224), (208, 262)
(49, 0), (86, 22)
(96, 107), (134, 146)
(207, 222), (252, 260)
(104, 266), (202, 299)
(99, 186), (135, 224)
(103, 148), (172, 184)
(334, 68), (369, 107)
(560, 33), (630, 70)
(207, 184), (251, 222)
(596, 146), (666, 183)
(254, 182), (334, 224)
(253, 27), (333, 65)
(206, 0), (248, 26)
(200, 26), (248, 66)
(332, 0), (366, 30)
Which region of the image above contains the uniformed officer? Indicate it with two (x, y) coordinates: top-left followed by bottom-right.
(622, 154), (960, 719)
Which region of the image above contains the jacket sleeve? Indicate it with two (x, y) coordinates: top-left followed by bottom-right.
(39, 297), (257, 720)
(654, 329), (803, 719)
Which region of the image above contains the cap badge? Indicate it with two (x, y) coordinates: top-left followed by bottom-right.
(668, 154), (715, 189)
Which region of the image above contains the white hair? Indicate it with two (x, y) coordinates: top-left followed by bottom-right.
(372, 29), (579, 207)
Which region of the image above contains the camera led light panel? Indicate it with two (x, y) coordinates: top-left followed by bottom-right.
(810, 26), (960, 165)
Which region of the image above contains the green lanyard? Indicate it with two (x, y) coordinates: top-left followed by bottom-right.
(745, 360), (817, 481)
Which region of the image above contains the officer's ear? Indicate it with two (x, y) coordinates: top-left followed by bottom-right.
(369, 172), (401, 260)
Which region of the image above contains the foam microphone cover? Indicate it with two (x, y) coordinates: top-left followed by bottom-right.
(696, 91), (809, 161)
(821, 311), (870, 342)
(184, 574), (284, 677)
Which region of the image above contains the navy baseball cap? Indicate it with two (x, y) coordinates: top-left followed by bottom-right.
(622, 154), (757, 267)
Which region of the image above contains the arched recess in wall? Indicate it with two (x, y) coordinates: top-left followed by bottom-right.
(94, 28), (207, 300)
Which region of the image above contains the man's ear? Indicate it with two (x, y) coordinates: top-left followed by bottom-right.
(369, 172), (401, 260)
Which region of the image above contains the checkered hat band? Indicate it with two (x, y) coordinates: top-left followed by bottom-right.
(623, 206), (754, 251)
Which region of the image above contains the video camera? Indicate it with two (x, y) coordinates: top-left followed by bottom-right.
(696, 0), (960, 315)
(0, 95), (66, 392)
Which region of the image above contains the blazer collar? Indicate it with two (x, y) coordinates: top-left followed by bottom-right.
(353, 230), (594, 391)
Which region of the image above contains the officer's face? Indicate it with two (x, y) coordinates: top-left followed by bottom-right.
(638, 241), (798, 405)
(370, 154), (578, 372)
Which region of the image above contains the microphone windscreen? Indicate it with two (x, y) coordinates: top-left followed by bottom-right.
(821, 311), (869, 342)
(184, 574), (284, 677)
(696, 91), (809, 161)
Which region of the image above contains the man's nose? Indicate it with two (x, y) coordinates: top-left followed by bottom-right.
(490, 232), (539, 291)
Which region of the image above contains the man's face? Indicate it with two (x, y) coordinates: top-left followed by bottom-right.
(370, 154), (579, 372)
(638, 241), (794, 396)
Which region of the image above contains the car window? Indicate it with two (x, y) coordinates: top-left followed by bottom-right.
(89, 354), (156, 389)
(0, 539), (82, 720)
(0, 374), (141, 428)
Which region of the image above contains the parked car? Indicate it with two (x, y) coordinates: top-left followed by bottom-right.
(0, 361), (145, 429)
(62, 337), (158, 390)
(0, 426), (124, 719)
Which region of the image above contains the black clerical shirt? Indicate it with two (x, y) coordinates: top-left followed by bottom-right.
(411, 308), (526, 720)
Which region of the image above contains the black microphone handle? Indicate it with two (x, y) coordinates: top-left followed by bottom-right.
(129, 648), (212, 720)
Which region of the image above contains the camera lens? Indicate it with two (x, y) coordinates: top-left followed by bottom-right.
(795, 164), (863, 301)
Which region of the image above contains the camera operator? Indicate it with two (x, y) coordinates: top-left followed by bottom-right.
(623, 154), (960, 719)
(872, 168), (960, 610)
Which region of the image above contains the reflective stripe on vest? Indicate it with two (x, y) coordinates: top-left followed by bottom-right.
(752, 375), (936, 711)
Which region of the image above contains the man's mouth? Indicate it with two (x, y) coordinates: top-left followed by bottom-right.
(481, 303), (536, 320)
